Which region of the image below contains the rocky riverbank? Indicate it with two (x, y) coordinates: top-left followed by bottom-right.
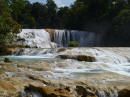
(0, 61), (129, 97)
(0, 47), (130, 97)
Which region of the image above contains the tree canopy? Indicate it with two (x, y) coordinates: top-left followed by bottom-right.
(0, 0), (130, 46)
(0, 0), (21, 45)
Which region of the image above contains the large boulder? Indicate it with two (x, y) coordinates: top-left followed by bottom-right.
(118, 87), (130, 97)
(59, 55), (96, 62)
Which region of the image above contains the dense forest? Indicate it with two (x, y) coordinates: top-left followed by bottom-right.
(0, 0), (130, 46)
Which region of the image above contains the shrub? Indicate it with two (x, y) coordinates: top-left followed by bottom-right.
(68, 41), (79, 47)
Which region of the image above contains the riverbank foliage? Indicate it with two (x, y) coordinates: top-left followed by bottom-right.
(0, 0), (130, 46)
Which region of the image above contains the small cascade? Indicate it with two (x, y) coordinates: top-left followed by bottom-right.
(59, 48), (128, 64)
(96, 89), (118, 97)
(13, 48), (58, 59)
(58, 48), (130, 76)
(54, 30), (104, 47)
(17, 29), (57, 48)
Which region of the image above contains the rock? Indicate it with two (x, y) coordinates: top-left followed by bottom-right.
(76, 86), (97, 97)
(0, 47), (11, 55)
(77, 55), (96, 62)
(2, 64), (21, 72)
(58, 48), (67, 52)
(17, 61), (52, 71)
(4, 58), (12, 63)
(46, 29), (55, 41)
(0, 80), (16, 91)
(118, 87), (130, 97)
(0, 71), (8, 79)
(0, 47), (19, 56)
(59, 55), (96, 62)
(59, 55), (69, 59)
(25, 85), (71, 97)
(0, 80), (17, 97)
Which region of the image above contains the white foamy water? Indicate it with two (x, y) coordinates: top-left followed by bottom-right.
(57, 48), (130, 76)
(14, 48), (58, 58)
(17, 29), (57, 48)
(1, 48), (130, 77)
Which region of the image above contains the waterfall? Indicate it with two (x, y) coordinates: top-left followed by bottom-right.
(17, 29), (57, 48)
(54, 30), (104, 47)
(17, 29), (104, 48)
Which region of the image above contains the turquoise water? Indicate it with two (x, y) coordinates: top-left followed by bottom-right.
(71, 70), (106, 78)
(0, 56), (56, 62)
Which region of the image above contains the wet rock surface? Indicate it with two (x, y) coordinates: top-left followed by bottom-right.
(23, 85), (71, 97)
(58, 55), (96, 62)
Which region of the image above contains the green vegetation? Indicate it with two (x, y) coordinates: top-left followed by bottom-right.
(0, 0), (21, 45)
(0, 0), (130, 46)
(68, 41), (79, 47)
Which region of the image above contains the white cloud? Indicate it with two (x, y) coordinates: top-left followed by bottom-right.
(54, 0), (75, 7)
(54, 0), (65, 7)
(30, 0), (46, 3)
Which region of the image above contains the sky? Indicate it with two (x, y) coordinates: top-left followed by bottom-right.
(29, 0), (76, 7)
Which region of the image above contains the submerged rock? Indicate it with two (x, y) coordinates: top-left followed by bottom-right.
(59, 55), (96, 62)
